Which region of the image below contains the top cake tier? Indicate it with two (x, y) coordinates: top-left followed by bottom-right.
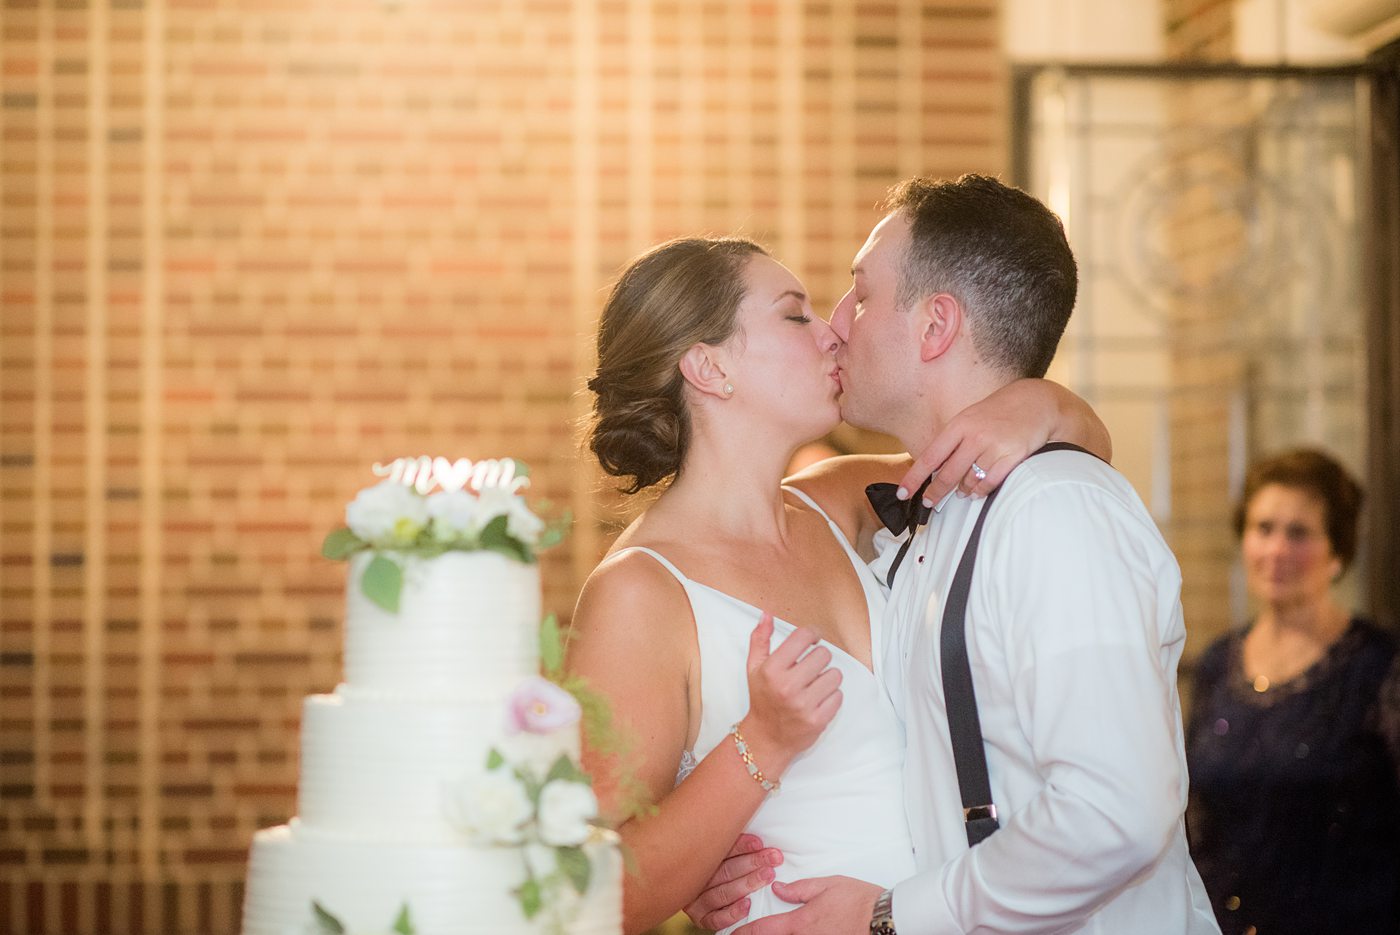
(325, 457), (556, 700)
(343, 550), (542, 700)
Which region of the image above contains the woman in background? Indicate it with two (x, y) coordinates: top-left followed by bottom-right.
(567, 237), (1111, 934)
(1186, 448), (1400, 935)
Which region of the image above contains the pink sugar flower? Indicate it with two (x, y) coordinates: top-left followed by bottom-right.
(507, 676), (581, 735)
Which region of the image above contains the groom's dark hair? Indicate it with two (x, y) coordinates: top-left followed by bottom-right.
(881, 174), (1076, 379)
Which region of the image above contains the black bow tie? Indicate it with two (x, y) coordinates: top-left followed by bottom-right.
(866, 477), (933, 587)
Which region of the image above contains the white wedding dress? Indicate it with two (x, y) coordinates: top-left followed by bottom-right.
(618, 487), (916, 933)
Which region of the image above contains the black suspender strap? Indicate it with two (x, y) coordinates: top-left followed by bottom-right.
(939, 441), (1094, 847)
(940, 480), (1003, 846)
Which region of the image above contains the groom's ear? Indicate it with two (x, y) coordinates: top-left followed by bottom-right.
(917, 293), (962, 363)
(678, 343), (731, 399)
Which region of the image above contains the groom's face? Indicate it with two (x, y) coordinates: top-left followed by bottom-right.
(829, 213), (921, 435)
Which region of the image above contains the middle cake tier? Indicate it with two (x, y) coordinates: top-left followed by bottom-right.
(297, 688), (579, 840)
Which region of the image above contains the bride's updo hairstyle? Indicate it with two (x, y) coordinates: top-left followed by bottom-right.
(588, 237), (766, 494)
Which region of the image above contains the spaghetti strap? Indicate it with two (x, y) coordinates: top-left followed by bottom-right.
(612, 545), (690, 585)
(782, 485), (857, 553)
(782, 484), (832, 521)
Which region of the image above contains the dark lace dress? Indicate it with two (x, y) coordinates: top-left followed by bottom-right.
(1186, 618), (1400, 935)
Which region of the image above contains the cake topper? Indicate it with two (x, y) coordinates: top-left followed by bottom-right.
(371, 456), (530, 496)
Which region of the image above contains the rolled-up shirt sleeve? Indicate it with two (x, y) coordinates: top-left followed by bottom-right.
(891, 480), (1189, 935)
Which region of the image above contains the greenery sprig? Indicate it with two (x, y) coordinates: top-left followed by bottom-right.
(321, 491), (569, 613)
(539, 615), (656, 824)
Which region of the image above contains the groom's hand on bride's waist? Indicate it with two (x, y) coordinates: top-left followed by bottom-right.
(732, 876), (882, 935)
(684, 833), (784, 931)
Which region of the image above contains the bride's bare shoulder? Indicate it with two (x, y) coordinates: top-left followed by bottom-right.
(574, 530), (692, 637)
(568, 544), (696, 695)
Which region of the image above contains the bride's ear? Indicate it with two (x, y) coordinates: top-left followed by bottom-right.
(679, 343), (732, 400)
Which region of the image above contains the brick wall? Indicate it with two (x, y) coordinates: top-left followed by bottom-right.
(1164, 0), (1234, 61)
(0, 2), (1007, 932)
(1159, 0), (1241, 655)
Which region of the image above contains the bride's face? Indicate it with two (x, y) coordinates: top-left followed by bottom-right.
(724, 254), (843, 440)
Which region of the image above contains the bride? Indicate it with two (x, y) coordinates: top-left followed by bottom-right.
(567, 237), (1108, 934)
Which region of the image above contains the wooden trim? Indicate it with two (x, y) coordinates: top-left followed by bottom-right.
(1366, 40), (1400, 626)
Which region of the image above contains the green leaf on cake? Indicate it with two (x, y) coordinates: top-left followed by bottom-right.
(321, 527), (366, 561)
(477, 513), (509, 543)
(413, 539), (450, 559)
(478, 514), (532, 564)
(539, 614), (563, 676)
(545, 753), (584, 785)
(518, 877), (544, 918)
(519, 768), (544, 805)
(486, 747), (505, 770)
(391, 903), (415, 935)
(361, 554), (404, 612)
(557, 846), (592, 894)
(311, 901), (346, 934)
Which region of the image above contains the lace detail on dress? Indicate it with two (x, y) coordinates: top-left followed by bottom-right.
(675, 749), (698, 787)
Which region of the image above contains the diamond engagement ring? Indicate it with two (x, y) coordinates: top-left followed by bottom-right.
(970, 463), (988, 482)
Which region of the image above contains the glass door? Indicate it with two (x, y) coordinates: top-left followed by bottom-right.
(1014, 65), (1371, 650)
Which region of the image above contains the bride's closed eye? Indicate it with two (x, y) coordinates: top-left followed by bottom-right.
(787, 314), (813, 324)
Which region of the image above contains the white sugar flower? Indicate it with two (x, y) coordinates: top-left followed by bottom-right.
(345, 481), (429, 547)
(536, 780), (597, 846)
(445, 769), (533, 844)
(426, 490), (481, 543)
(473, 486), (546, 545)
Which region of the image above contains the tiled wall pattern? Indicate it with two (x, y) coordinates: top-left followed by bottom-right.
(0, 1), (1006, 932)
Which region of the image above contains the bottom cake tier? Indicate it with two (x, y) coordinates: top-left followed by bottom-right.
(242, 822), (622, 935)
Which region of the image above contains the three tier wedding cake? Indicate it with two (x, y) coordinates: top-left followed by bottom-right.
(241, 457), (622, 935)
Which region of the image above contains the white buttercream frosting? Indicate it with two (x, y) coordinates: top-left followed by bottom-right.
(295, 691), (578, 842)
(242, 823), (621, 935)
(342, 550), (540, 700)
(243, 537), (620, 935)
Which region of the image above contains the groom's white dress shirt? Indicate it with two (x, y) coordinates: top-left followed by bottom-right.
(871, 449), (1219, 935)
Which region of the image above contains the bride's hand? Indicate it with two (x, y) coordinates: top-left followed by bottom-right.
(897, 377), (1110, 506)
(740, 613), (843, 775)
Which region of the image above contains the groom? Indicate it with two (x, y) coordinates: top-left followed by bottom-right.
(697, 176), (1219, 934)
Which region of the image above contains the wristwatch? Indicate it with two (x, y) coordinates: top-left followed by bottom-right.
(870, 888), (896, 935)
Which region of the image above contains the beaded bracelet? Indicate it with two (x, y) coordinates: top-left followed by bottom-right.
(729, 723), (781, 793)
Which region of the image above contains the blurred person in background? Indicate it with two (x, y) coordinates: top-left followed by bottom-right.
(1186, 447), (1400, 935)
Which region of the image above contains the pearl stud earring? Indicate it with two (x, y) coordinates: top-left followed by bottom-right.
(724, 382), (734, 395)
